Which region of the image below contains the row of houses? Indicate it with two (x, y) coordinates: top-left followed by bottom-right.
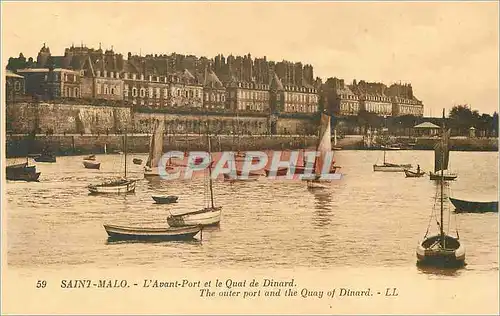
(5, 44), (424, 117)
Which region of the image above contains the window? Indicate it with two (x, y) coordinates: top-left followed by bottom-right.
(185, 90), (188, 98)
(132, 88), (138, 97)
(204, 93), (208, 101)
(97, 84), (101, 94)
(140, 88), (145, 97)
(148, 88), (153, 98)
(216, 94), (220, 102)
(111, 88), (115, 95)
(156, 88), (160, 99)
(14, 81), (21, 91)
(164, 89), (168, 98)
(74, 88), (79, 97)
(177, 89), (181, 97)
(221, 95), (225, 102)
(195, 90), (199, 98)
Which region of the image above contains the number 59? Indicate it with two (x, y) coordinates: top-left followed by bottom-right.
(36, 280), (47, 288)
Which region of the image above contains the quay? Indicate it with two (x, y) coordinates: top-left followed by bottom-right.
(5, 133), (497, 158)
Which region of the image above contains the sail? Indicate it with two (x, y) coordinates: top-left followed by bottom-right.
(434, 129), (451, 172)
(145, 120), (165, 168)
(314, 112), (332, 175)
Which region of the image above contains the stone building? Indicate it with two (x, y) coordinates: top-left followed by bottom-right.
(225, 77), (270, 113)
(202, 69), (226, 110)
(386, 83), (424, 116)
(350, 80), (393, 116)
(322, 77), (360, 116)
(5, 70), (25, 101)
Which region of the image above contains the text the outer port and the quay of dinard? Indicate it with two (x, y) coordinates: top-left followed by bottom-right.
(46, 278), (399, 299)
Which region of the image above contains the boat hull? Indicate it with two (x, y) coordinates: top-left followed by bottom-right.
(34, 155), (56, 163)
(152, 195), (179, 204)
(6, 163), (41, 181)
(104, 224), (200, 241)
(404, 170), (425, 177)
(133, 158), (143, 165)
(167, 207), (222, 227)
(429, 170), (457, 181)
(449, 197), (498, 213)
(416, 235), (465, 267)
(83, 160), (101, 169)
(373, 163), (412, 172)
(88, 180), (136, 194)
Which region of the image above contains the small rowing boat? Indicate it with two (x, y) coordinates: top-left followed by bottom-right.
(152, 195), (179, 204)
(103, 224), (201, 241)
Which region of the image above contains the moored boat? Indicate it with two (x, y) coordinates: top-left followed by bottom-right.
(103, 224), (201, 241)
(373, 162), (412, 172)
(34, 153), (56, 163)
(167, 206), (222, 227)
(416, 109), (465, 268)
(167, 134), (222, 227)
(152, 195), (179, 204)
(404, 169), (425, 178)
(449, 197), (498, 213)
(84, 155), (96, 161)
(83, 160), (101, 169)
(88, 178), (136, 194)
(6, 162), (41, 182)
(133, 158), (143, 165)
(88, 129), (136, 194)
(429, 170), (457, 181)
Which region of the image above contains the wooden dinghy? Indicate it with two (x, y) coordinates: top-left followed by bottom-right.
(449, 197), (498, 213)
(83, 160), (101, 169)
(167, 206), (222, 227)
(103, 224), (201, 241)
(416, 234), (465, 267)
(152, 195), (179, 204)
(404, 169), (425, 178)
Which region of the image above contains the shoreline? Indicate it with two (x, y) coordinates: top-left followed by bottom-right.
(5, 134), (498, 158)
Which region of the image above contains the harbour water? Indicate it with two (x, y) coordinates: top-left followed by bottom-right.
(6, 150), (498, 272)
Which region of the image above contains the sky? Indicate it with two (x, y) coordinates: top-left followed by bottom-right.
(2, 1), (499, 116)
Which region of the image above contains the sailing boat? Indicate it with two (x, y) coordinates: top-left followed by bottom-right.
(87, 130), (136, 194)
(144, 119), (169, 177)
(373, 138), (412, 172)
(167, 135), (222, 227)
(416, 109), (465, 267)
(303, 111), (338, 189)
(429, 128), (457, 181)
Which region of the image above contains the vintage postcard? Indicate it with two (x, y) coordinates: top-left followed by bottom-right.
(1, 1), (499, 314)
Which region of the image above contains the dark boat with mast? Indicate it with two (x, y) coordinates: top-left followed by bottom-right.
(6, 159), (41, 182)
(416, 109), (465, 267)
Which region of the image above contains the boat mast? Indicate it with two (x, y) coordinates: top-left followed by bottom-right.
(440, 109), (445, 248)
(207, 133), (215, 209)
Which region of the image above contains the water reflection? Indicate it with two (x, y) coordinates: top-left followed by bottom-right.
(308, 188), (333, 228)
(416, 263), (466, 277)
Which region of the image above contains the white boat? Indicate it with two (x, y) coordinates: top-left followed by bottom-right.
(167, 135), (222, 227)
(88, 130), (136, 194)
(88, 178), (136, 194)
(83, 160), (101, 169)
(304, 111), (336, 189)
(373, 141), (411, 171)
(167, 206), (222, 227)
(416, 109), (465, 267)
